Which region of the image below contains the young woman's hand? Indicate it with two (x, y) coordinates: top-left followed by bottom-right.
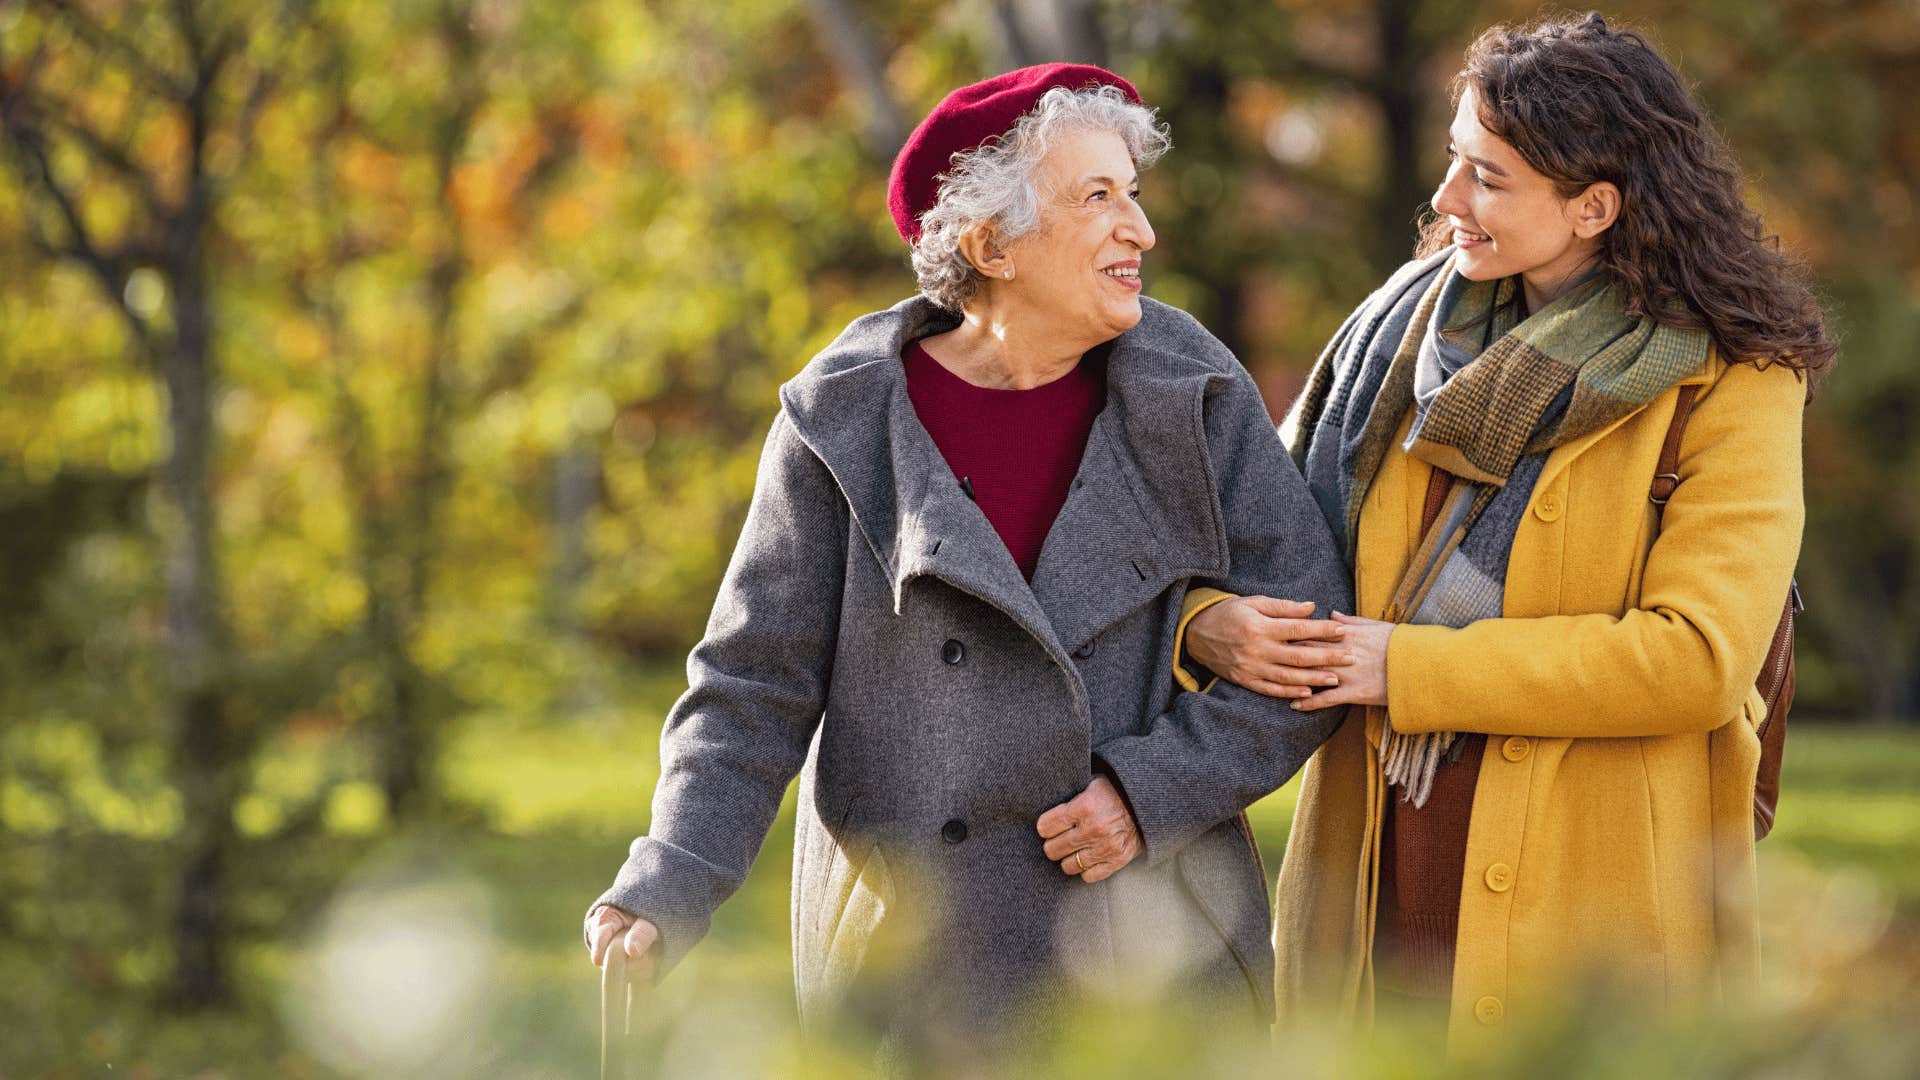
(1185, 596), (1353, 698)
(1288, 611), (1393, 711)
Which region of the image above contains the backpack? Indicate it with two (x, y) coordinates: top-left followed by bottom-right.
(1653, 384), (1802, 840)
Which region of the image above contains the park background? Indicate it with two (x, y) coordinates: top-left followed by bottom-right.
(1, 0), (1916, 1075)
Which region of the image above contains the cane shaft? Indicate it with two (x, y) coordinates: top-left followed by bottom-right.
(600, 945), (630, 1080)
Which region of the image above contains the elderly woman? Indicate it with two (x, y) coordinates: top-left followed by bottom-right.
(582, 64), (1349, 1054)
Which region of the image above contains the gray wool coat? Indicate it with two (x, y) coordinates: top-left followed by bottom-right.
(586, 294), (1351, 1037)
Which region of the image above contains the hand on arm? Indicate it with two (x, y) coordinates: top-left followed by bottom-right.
(1182, 588), (1351, 699)
(1288, 610), (1390, 710)
(1185, 595), (1354, 698)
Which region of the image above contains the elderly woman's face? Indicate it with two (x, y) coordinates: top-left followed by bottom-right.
(1003, 127), (1155, 340)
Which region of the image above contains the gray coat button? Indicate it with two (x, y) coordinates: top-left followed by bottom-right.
(942, 639), (966, 665)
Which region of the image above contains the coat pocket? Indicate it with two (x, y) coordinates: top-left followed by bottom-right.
(1173, 821), (1276, 1018)
(795, 821), (896, 1028)
(821, 843), (895, 990)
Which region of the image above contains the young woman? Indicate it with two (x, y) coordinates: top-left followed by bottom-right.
(1177, 12), (1834, 1050)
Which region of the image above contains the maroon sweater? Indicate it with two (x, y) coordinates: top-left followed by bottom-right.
(902, 339), (1107, 579)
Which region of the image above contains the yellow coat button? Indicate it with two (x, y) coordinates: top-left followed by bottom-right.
(1475, 995), (1505, 1025)
(1485, 862), (1514, 892)
(1502, 736), (1532, 762)
(1533, 492), (1563, 521)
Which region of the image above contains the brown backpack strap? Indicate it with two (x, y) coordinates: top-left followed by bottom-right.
(1649, 381), (1800, 840)
(1650, 384), (1701, 512)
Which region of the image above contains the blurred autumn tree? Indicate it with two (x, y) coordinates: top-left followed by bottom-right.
(0, 0), (1913, 1020)
(0, 0), (309, 1007)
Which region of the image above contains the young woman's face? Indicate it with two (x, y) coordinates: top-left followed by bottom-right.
(1432, 87), (1604, 302)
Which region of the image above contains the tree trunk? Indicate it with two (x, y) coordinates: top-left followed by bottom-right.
(992, 0), (1108, 67)
(1865, 655), (1920, 724)
(804, 0), (906, 156)
(550, 439), (606, 714)
(161, 219), (237, 1010)
(1371, 0), (1428, 274)
(378, 254), (455, 821)
(551, 440), (598, 627)
(378, 6), (478, 819)
(0, 0), (309, 1012)
(372, 596), (428, 818)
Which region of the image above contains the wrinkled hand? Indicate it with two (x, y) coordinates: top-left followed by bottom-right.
(587, 904), (660, 982)
(1186, 596), (1352, 698)
(1037, 774), (1143, 884)
(1289, 611), (1392, 711)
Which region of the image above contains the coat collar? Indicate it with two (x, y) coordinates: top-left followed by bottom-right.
(780, 295), (1234, 656)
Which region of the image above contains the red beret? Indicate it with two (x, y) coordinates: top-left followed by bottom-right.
(887, 63), (1142, 245)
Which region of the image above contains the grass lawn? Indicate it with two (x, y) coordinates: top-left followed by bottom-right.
(429, 679), (1920, 1077)
(7, 668), (1917, 1077)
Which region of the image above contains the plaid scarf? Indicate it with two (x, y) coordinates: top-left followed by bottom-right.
(1284, 249), (1709, 805)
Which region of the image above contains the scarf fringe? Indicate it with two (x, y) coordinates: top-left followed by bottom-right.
(1380, 725), (1454, 808)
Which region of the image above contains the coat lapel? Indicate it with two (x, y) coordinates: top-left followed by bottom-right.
(885, 372), (1060, 654)
(780, 297), (1063, 663)
(1028, 334), (1230, 653)
(781, 295), (1232, 664)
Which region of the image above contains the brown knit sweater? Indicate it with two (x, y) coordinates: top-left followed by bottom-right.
(1373, 467), (1483, 1001)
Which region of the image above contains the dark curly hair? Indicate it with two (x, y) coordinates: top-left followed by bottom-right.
(1417, 12), (1836, 384)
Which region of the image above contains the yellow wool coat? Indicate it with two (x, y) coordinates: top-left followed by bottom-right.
(1180, 350), (1804, 1050)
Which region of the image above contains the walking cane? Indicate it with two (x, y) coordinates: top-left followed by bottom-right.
(600, 943), (632, 1080)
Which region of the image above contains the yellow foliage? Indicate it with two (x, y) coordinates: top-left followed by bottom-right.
(275, 314), (330, 367)
(540, 192), (594, 240)
(323, 782), (390, 836)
